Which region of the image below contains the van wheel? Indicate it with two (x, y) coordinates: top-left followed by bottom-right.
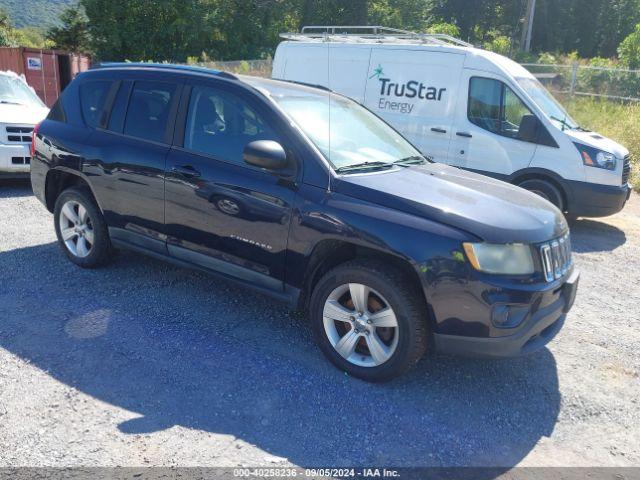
(54, 187), (113, 268)
(309, 260), (428, 382)
(518, 179), (564, 211)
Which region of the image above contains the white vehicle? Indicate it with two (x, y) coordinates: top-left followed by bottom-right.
(0, 71), (49, 178)
(273, 26), (632, 217)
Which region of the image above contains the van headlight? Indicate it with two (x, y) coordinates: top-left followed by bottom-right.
(574, 142), (617, 170)
(462, 243), (534, 275)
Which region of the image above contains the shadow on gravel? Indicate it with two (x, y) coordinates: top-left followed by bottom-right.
(0, 242), (561, 470)
(0, 179), (32, 198)
(569, 218), (626, 253)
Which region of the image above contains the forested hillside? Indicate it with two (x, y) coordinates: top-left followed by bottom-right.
(0, 0), (74, 28)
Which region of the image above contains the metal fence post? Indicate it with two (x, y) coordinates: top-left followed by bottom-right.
(569, 63), (578, 96)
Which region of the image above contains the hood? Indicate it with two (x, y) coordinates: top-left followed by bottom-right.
(333, 163), (568, 244)
(0, 104), (49, 126)
(565, 129), (629, 159)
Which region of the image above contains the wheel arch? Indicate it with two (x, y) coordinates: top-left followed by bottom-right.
(509, 167), (570, 211)
(297, 239), (433, 325)
(45, 169), (97, 213)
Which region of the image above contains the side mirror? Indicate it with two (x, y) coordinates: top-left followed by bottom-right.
(243, 140), (288, 170)
(518, 114), (540, 143)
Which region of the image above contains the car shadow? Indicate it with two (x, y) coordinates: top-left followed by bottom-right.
(0, 242), (561, 469)
(0, 179), (32, 198)
(568, 217), (626, 253)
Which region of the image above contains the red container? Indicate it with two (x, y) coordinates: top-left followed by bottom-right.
(0, 47), (91, 107)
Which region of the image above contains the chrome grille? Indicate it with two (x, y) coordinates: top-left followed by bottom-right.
(622, 155), (631, 185)
(540, 233), (572, 282)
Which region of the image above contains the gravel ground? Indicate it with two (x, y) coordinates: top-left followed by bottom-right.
(0, 180), (638, 468)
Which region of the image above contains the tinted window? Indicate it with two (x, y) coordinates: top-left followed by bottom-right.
(107, 81), (132, 133)
(47, 97), (66, 122)
(79, 80), (111, 128)
(123, 81), (177, 143)
(468, 77), (533, 140)
(184, 86), (279, 165)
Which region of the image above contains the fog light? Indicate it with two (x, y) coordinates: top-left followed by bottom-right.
(491, 304), (530, 328)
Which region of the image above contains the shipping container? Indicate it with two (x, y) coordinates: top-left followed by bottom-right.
(0, 47), (91, 107)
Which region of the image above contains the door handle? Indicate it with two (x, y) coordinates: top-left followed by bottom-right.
(456, 132), (473, 138)
(171, 165), (201, 178)
(431, 127), (447, 134)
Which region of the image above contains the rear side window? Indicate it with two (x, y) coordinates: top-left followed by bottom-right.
(123, 81), (177, 143)
(47, 97), (66, 122)
(184, 85), (279, 165)
(79, 80), (111, 128)
(468, 77), (533, 140)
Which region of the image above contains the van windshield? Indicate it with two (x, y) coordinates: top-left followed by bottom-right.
(516, 76), (580, 131)
(270, 89), (424, 171)
(0, 74), (46, 108)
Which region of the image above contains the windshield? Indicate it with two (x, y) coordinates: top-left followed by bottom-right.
(270, 89), (423, 170)
(0, 75), (46, 108)
(516, 76), (580, 131)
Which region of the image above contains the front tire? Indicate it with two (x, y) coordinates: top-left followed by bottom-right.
(54, 186), (113, 268)
(518, 179), (564, 211)
(309, 260), (429, 382)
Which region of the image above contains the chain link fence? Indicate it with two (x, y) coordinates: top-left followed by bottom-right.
(520, 63), (640, 102)
(190, 59), (273, 77)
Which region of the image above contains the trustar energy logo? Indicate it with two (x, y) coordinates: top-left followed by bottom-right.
(370, 64), (447, 114)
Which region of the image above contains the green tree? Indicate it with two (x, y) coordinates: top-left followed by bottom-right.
(47, 5), (91, 53)
(0, 8), (14, 46)
(81, 0), (211, 61)
(427, 22), (460, 37)
(619, 23), (640, 69)
(12, 27), (54, 48)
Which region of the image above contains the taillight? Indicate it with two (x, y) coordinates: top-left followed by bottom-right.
(31, 121), (41, 157)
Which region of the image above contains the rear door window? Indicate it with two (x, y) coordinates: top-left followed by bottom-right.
(107, 81), (132, 133)
(123, 81), (178, 143)
(79, 80), (112, 128)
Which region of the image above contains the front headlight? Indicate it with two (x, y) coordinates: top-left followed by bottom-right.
(574, 142), (617, 171)
(462, 243), (534, 275)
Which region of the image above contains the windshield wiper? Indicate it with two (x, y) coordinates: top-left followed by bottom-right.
(0, 100), (24, 105)
(334, 161), (393, 174)
(550, 115), (577, 132)
(393, 155), (427, 166)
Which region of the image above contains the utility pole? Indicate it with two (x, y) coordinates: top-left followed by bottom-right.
(521, 0), (537, 52)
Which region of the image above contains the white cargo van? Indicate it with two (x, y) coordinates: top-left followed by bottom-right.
(272, 26), (632, 217)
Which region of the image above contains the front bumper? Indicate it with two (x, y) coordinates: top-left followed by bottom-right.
(565, 179), (631, 217)
(433, 269), (579, 358)
(0, 143), (31, 175)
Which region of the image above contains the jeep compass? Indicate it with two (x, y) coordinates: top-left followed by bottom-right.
(31, 64), (579, 382)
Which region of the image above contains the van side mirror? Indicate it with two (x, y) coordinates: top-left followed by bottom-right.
(243, 140), (288, 170)
(518, 114), (540, 143)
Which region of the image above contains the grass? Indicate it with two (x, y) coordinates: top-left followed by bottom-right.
(562, 96), (639, 191)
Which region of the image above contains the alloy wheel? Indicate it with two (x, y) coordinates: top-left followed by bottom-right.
(59, 200), (95, 258)
(323, 283), (399, 367)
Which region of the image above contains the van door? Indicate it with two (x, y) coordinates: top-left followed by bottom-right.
(363, 48), (464, 163)
(447, 70), (537, 175)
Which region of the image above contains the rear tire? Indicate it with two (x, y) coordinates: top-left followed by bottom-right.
(54, 186), (113, 268)
(309, 259), (429, 382)
(518, 179), (565, 211)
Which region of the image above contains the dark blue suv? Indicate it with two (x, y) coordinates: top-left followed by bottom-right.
(31, 64), (579, 381)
